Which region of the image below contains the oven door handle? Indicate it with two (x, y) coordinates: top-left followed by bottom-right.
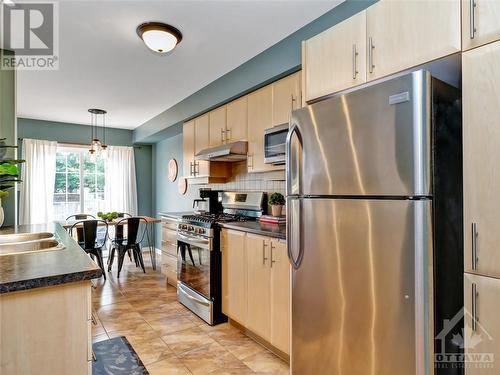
(178, 284), (210, 306)
(177, 233), (211, 249)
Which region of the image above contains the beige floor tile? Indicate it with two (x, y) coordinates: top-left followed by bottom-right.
(178, 341), (250, 375)
(147, 313), (199, 335)
(209, 329), (265, 361)
(162, 326), (217, 355)
(242, 351), (289, 374)
(146, 354), (192, 375)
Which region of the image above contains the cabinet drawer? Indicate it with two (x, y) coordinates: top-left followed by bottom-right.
(161, 218), (178, 231)
(162, 253), (177, 269)
(162, 228), (177, 243)
(162, 240), (177, 257)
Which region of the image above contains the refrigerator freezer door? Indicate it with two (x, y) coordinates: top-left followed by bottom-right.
(289, 70), (432, 197)
(291, 198), (433, 375)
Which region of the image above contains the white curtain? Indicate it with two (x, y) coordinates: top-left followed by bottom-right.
(19, 139), (57, 225)
(104, 146), (138, 216)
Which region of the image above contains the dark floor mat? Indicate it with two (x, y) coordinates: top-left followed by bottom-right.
(92, 336), (149, 375)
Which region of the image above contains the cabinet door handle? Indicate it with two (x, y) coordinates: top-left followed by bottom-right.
(194, 161), (200, 176)
(368, 37), (375, 74)
(270, 242), (276, 268)
(472, 282), (478, 331)
(190, 162), (194, 176)
(472, 222), (478, 270)
(226, 127), (231, 142)
(470, 0), (477, 39)
(291, 94), (296, 112)
(352, 44), (358, 79)
(263, 241), (268, 265)
(221, 128), (226, 143)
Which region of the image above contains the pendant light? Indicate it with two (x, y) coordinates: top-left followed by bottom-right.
(136, 22), (182, 54)
(88, 108), (108, 159)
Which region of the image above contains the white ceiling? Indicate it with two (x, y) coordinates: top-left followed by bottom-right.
(16, 0), (341, 130)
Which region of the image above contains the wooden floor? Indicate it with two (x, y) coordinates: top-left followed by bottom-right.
(92, 255), (289, 374)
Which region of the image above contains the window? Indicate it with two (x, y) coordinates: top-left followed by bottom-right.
(53, 146), (106, 220)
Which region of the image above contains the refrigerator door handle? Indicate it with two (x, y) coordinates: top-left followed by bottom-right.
(287, 196), (303, 269)
(286, 122), (303, 197)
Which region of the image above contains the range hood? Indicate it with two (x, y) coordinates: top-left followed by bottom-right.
(195, 141), (248, 162)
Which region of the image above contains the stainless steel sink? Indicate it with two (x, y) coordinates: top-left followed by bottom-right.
(0, 232), (54, 244)
(0, 232), (64, 256)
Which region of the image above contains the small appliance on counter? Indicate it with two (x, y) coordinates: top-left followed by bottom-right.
(177, 191), (265, 325)
(192, 188), (222, 214)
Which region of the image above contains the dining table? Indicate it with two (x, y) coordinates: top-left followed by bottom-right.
(60, 216), (161, 270)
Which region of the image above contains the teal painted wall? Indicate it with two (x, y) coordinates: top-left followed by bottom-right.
(134, 0), (376, 143)
(17, 118), (153, 217)
(151, 0), (376, 248)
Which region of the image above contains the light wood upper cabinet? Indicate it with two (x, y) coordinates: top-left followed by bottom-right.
(366, 0), (460, 81)
(226, 96), (248, 142)
(270, 239), (290, 354)
(463, 41), (500, 278)
(246, 234), (271, 340)
(183, 120), (195, 178)
(462, 0), (500, 51)
(209, 105), (227, 147)
(464, 273), (500, 374)
(272, 72), (301, 126)
(303, 11), (366, 102)
(221, 230), (247, 325)
(247, 85), (276, 173)
(194, 114), (210, 154)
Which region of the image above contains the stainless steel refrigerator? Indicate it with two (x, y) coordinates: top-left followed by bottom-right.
(286, 70), (463, 375)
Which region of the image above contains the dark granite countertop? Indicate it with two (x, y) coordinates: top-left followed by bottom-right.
(0, 222), (102, 294)
(219, 221), (286, 240)
(158, 211), (193, 220)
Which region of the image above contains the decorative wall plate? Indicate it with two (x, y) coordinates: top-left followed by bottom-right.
(168, 159), (178, 182)
(178, 177), (187, 195)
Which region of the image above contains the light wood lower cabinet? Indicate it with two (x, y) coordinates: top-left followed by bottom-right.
(0, 281), (92, 374)
(221, 229), (247, 325)
(464, 273), (500, 374)
(463, 41), (500, 278)
(246, 233), (272, 340)
(161, 217), (178, 287)
(221, 229), (290, 355)
(270, 239), (290, 354)
(462, 0), (500, 51)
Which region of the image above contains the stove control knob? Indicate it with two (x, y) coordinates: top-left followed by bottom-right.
(188, 226), (194, 232)
(199, 228), (205, 234)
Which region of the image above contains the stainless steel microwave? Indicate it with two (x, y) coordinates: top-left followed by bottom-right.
(264, 123), (288, 165)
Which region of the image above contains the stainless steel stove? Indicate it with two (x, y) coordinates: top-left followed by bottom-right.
(176, 191), (265, 325)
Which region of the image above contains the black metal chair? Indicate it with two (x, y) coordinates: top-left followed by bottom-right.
(70, 219), (109, 280)
(66, 214), (96, 243)
(107, 217), (147, 277)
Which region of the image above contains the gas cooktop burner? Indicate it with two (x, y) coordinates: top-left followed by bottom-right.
(181, 213), (249, 225)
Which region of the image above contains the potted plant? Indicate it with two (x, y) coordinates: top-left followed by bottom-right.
(0, 138), (25, 226)
(269, 192), (285, 217)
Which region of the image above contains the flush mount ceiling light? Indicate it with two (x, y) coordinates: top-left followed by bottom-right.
(136, 22), (182, 54)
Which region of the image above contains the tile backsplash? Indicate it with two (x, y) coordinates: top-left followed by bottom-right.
(200, 161), (286, 195)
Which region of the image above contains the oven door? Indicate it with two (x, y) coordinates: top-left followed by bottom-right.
(264, 124), (288, 164)
(177, 231), (212, 300)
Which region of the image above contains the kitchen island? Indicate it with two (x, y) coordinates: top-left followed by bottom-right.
(0, 222), (101, 375)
